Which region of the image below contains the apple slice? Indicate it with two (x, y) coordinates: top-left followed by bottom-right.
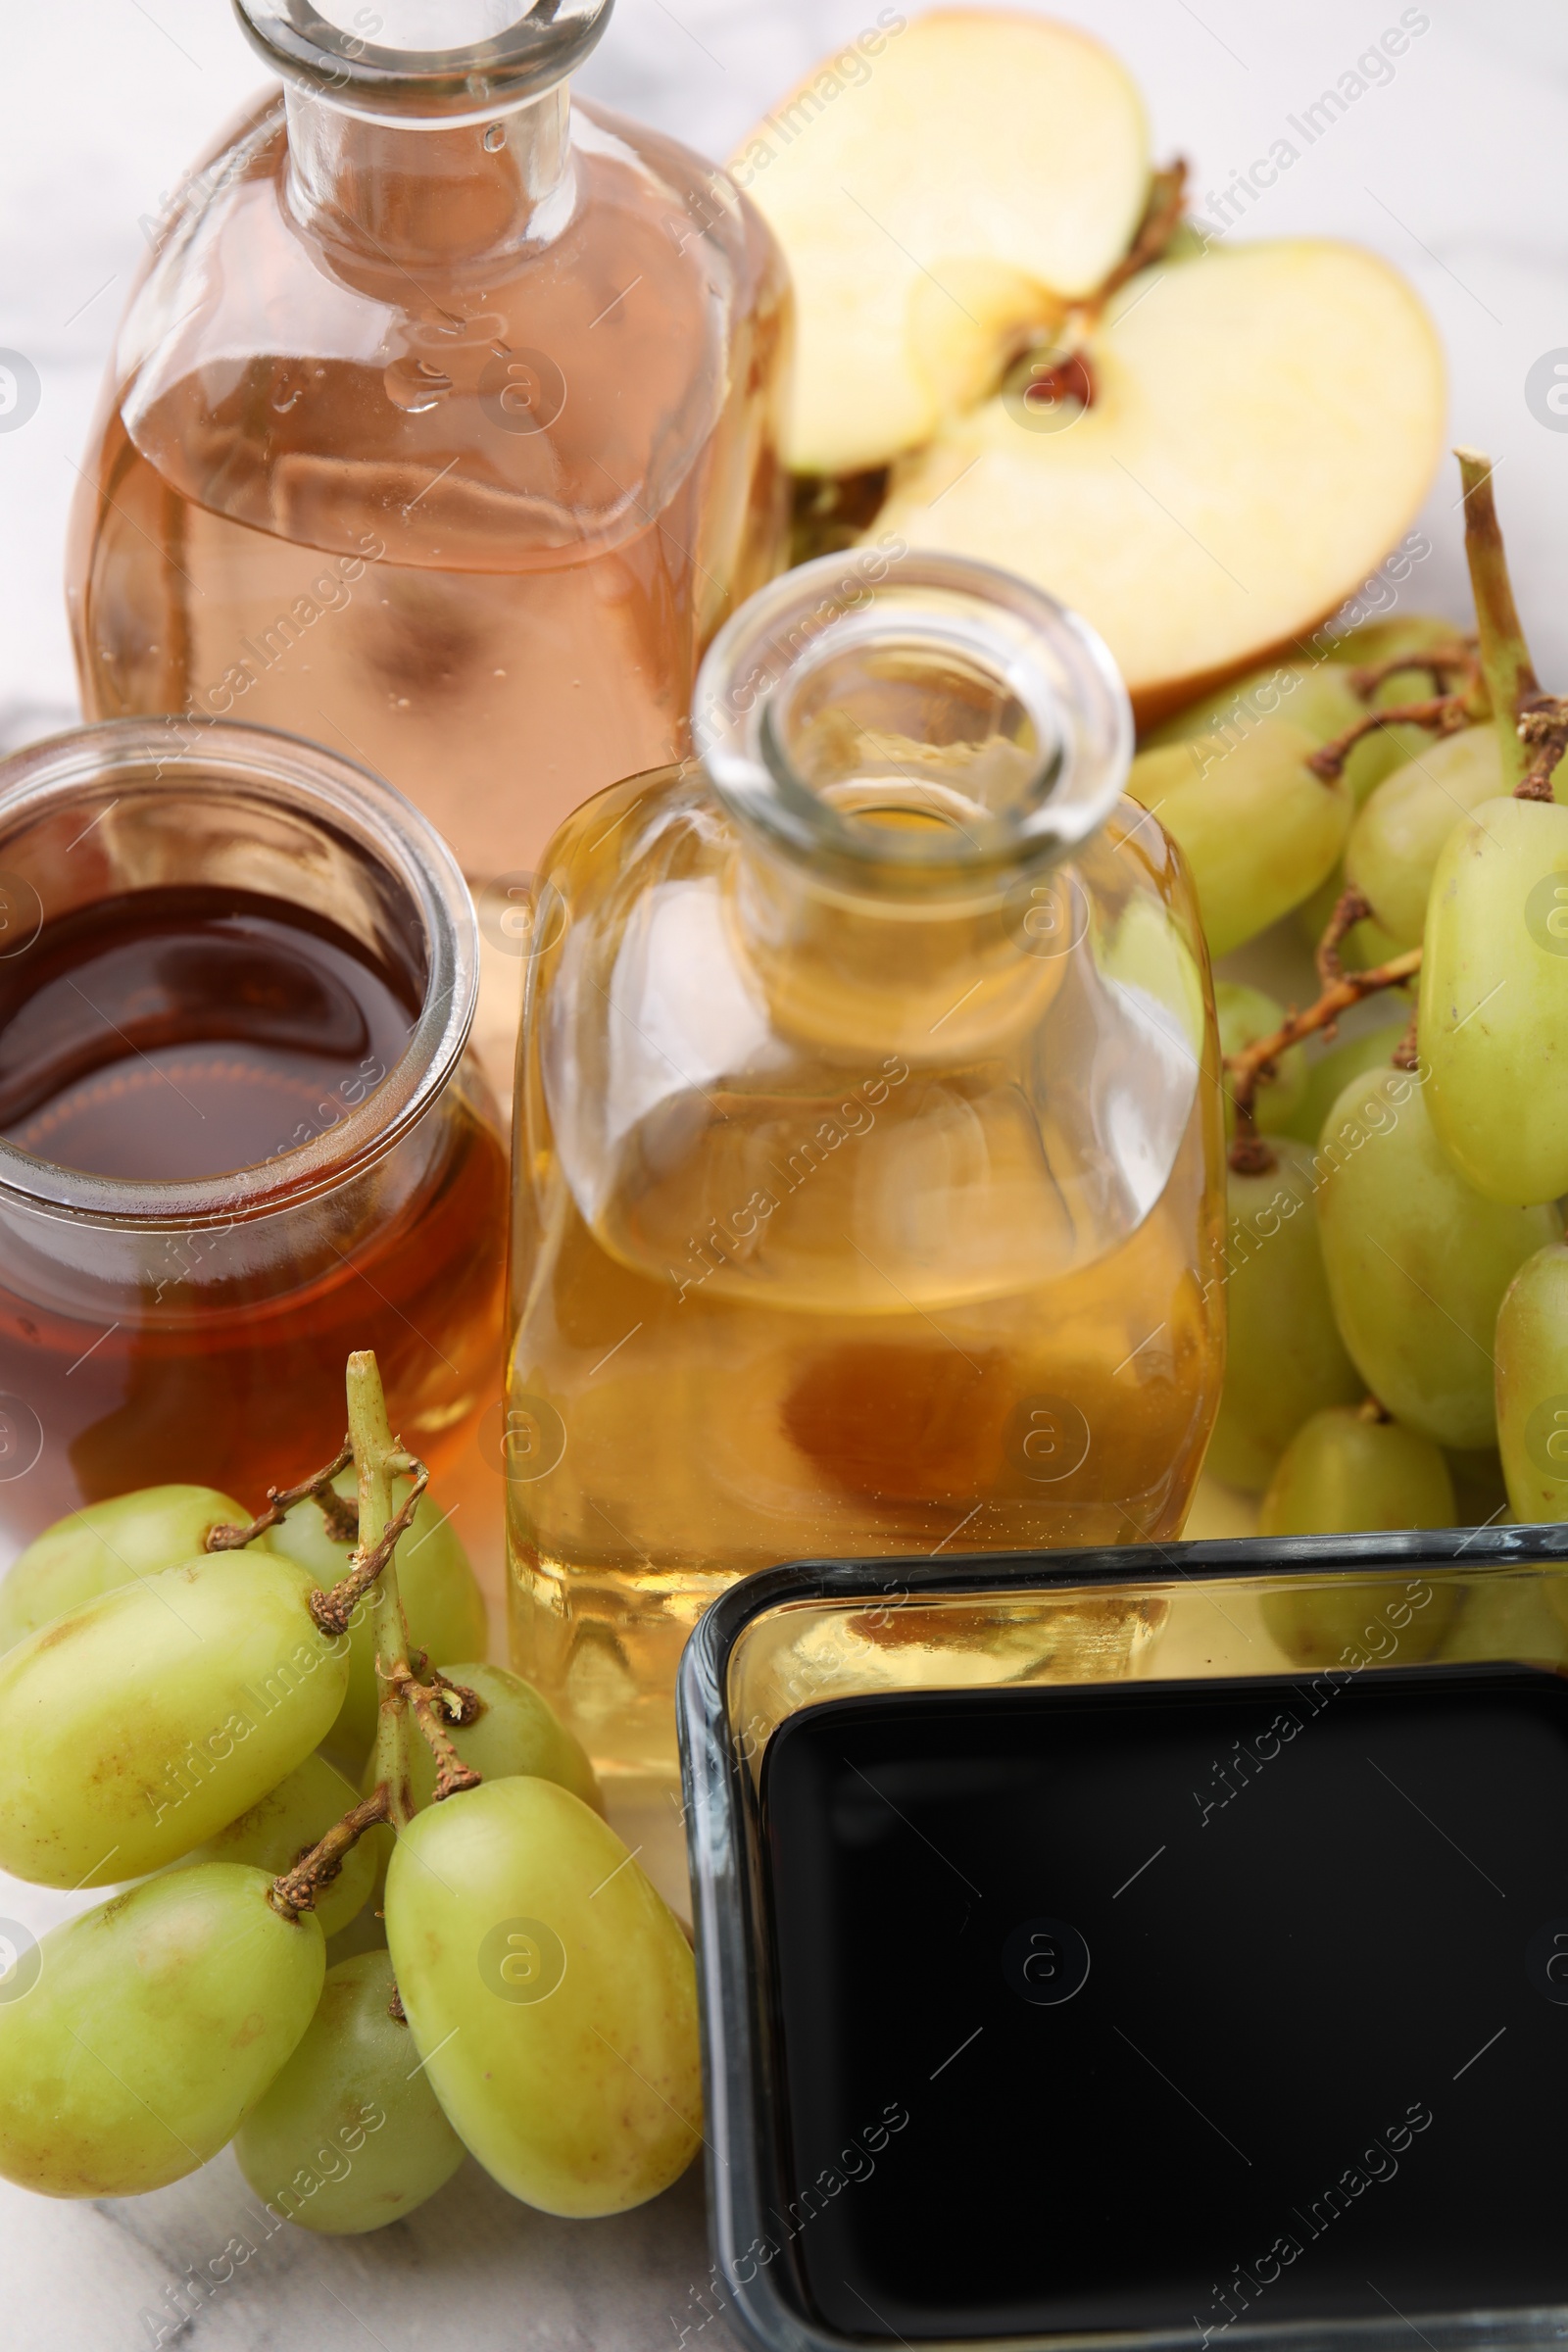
(731, 10), (1149, 477)
(872, 238), (1446, 722)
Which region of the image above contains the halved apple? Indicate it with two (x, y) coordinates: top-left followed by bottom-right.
(731, 9), (1149, 476)
(873, 239), (1446, 721)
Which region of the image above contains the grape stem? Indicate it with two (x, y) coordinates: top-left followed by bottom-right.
(1456, 447), (1543, 793)
(205, 1438), (354, 1551)
(341, 1349), (420, 1830)
(1347, 644), (1476, 699)
(1305, 692), (1476, 784)
(1517, 702), (1568, 803)
(1226, 948), (1423, 1176)
(269, 1787), (390, 1922)
(424, 1661), (484, 1727)
(389, 1661), (482, 1800)
(1315, 884), (1374, 991)
(1455, 450), (1568, 799)
(308, 1467), (428, 1641)
(266, 1353), (482, 1920)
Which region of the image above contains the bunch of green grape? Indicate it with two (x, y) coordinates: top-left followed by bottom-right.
(1140, 456), (1568, 1664)
(0, 1357), (700, 2232)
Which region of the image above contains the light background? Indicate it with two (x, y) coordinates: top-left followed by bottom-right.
(2, 3), (1567, 2343)
(4, 0), (1568, 745)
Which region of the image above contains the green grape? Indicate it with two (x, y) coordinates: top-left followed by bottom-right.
(1214, 982), (1305, 1140)
(1295, 864), (1343, 947)
(373, 1662), (602, 1817)
(1205, 1143), (1361, 1491)
(385, 1777), (701, 2217)
(0, 1554), (349, 1886)
(1294, 864), (1406, 968)
(1444, 1446), (1510, 1528)
(1294, 864), (1405, 966)
(1276, 1019), (1407, 1149)
(235, 1949), (466, 2233)
(1145, 661), (1362, 754)
(1328, 615), (1471, 803)
(268, 1472), (488, 1758)
(1344, 726), (1502, 948)
(0, 1485), (266, 1654)
(173, 1752), (374, 1940)
(1258, 1407), (1459, 1665)
(1259, 1406), (1456, 1534)
(0, 1864), (322, 2197)
(1315, 1064), (1558, 1447)
(1495, 1241), (1568, 1522)
(1127, 719), (1351, 956)
(1437, 1570), (1568, 1667)
(1325, 613), (1462, 668)
(351, 1665), (601, 1937)
(1147, 659), (1426, 807)
(1343, 721), (1446, 809)
(1420, 796), (1568, 1205)
(323, 1901), (388, 1972)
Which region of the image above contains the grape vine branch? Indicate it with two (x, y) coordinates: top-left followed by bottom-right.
(1225, 950), (1423, 1176)
(240, 1349), (489, 1923)
(204, 1439), (355, 1552)
(1223, 445), (1568, 1177)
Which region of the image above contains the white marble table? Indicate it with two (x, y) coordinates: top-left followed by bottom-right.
(4, 0), (1568, 2342)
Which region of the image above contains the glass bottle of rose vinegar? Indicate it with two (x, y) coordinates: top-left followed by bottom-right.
(66, 0), (791, 1081)
(506, 551), (1227, 1809)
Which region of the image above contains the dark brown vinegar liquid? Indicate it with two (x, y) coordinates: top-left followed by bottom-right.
(0, 887), (506, 1546)
(0, 887), (418, 1179)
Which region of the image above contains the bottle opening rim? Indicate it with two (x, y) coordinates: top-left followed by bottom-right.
(232, 0), (611, 124)
(0, 716), (477, 1230)
(693, 548), (1134, 894)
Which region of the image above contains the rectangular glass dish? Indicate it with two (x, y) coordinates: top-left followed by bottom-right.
(678, 1529), (1568, 2352)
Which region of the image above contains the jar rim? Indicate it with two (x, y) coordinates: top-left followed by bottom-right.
(232, 0), (612, 124)
(692, 547), (1134, 895)
(0, 716), (477, 1232)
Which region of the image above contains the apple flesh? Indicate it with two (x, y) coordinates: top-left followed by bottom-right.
(732, 9), (1149, 477)
(875, 239), (1446, 723)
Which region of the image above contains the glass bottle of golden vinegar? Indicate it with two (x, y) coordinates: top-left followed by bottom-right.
(508, 550), (1226, 1807)
(66, 0), (790, 1078)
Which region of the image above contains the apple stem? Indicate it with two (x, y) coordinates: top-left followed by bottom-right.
(1092, 158), (1189, 310)
(1455, 447), (1543, 793)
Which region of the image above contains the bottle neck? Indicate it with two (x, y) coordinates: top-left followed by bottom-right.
(728, 825), (1072, 1065)
(692, 551), (1134, 1059)
(283, 79), (574, 265)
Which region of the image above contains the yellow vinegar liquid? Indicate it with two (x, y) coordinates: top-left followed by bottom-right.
(510, 714), (1231, 1815)
(510, 973), (1222, 1796)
